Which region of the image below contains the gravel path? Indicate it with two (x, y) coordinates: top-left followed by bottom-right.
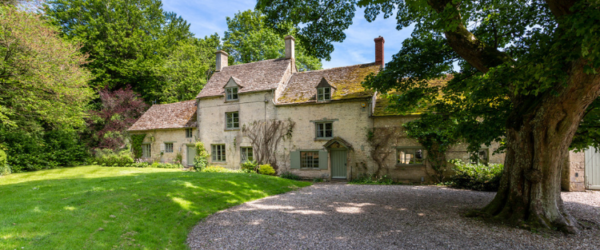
(187, 184), (600, 249)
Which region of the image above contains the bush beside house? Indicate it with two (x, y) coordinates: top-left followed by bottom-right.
(0, 149), (10, 176)
(449, 160), (503, 191)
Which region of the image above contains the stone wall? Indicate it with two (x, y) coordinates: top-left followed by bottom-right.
(562, 151), (586, 191)
(131, 128), (197, 165)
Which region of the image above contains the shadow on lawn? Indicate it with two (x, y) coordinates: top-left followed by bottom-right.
(0, 170), (307, 249)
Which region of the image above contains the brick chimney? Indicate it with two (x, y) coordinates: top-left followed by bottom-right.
(215, 50), (228, 72)
(374, 36), (385, 66)
(285, 35), (295, 59)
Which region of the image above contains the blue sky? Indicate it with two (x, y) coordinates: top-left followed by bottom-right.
(162, 0), (414, 69)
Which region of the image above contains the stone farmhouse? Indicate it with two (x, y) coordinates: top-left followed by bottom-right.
(128, 36), (599, 190)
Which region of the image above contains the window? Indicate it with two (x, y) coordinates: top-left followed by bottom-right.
(470, 149), (489, 165)
(397, 148), (425, 165)
(316, 122), (333, 139)
(165, 143), (173, 153)
(226, 112), (239, 129)
(185, 128), (193, 138)
(142, 144), (151, 158)
(226, 87), (238, 100)
(240, 147), (253, 162)
(211, 144), (226, 162)
(300, 151), (320, 169)
(317, 87), (331, 101)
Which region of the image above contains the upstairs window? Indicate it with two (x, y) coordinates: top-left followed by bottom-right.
(316, 122), (333, 139)
(226, 112), (239, 129)
(185, 128), (193, 138)
(226, 87), (238, 100)
(397, 148), (425, 165)
(317, 87), (331, 101)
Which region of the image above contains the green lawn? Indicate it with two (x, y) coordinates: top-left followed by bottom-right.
(0, 166), (310, 249)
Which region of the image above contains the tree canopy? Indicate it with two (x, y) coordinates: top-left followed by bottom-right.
(257, 0), (600, 233)
(223, 10), (322, 71)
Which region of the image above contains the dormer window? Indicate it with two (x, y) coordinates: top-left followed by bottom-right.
(226, 87), (238, 101)
(317, 87), (331, 101)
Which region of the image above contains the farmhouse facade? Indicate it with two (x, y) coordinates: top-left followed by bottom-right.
(128, 36), (597, 190)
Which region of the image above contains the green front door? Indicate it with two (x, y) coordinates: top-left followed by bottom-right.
(187, 145), (196, 166)
(331, 149), (347, 179)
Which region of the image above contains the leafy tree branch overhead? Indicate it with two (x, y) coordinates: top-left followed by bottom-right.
(257, 0), (600, 233)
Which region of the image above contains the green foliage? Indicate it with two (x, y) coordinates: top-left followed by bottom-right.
(193, 142), (210, 172)
(279, 171), (300, 180)
(130, 134), (146, 159)
(223, 9), (321, 71)
(0, 5), (94, 130)
(0, 128), (89, 172)
(241, 160), (258, 173)
(201, 166), (237, 173)
(0, 166), (310, 249)
(0, 149), (10, 176)
(349, 174), (399, 185)
(147, 162), (181, 169)
(44, 0), (195, 102)
(94, 149), (134, 167)
(258, 164), (275, 175)
(449, 160), (503, 192)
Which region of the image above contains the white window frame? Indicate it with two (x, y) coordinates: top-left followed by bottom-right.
(211, 144), (226, 162)
(315, 122), (333, 139)
(317, 87), (331, 101)
(165, 143), (174, 153)
(142, 144), (151, 158)
(226, 112), (239, 129)
(300, 151), (320, 169)
(396, 147), (426, 165)
(240, 147), (253, 162)
(226, 87), (238, 101)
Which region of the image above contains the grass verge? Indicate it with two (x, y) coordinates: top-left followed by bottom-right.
(0, 166), (310, 249)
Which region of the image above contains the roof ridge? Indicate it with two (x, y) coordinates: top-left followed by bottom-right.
(150, 99), (196, 106)
(224, 58), (289, 68)
(293, 62), (377, 74)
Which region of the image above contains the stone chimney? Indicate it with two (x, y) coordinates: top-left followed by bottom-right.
(285, 35), (295, 59)
(216, 50), (228, 72)
(374, 36), (385, 66)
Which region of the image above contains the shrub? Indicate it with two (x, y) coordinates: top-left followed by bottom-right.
(94, 149), (134, 167)
(258, 164), (275, 175)
(193, 142), (210, 171)
(0, 149), (11, 176)
(280, 171), (300, 180)
(131, 162), (149, 168)
(241, 160), (257, 173)
(349, 174), (397, 185)
(449, 160), (503, 191)
(201, 166), (236, 173)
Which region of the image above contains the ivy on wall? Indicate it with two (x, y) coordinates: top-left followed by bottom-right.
(131, 134), (146, 159)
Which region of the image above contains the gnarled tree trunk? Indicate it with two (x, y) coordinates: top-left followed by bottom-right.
(480, 61), (600, 233)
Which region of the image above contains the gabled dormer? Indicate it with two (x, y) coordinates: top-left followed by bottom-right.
(224, 76), (243, 101)
(316, 77), (335, 102)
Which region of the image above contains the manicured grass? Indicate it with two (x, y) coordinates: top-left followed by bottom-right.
(0, 166), (311, 249)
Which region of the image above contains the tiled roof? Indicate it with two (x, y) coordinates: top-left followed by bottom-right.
(372, 76), (451, 116)
(197, 58), (293, 98)
(128, 100), (197, 131)
(277, 63), (381, 104)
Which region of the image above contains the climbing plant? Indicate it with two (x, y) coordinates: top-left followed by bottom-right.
(130, 134), (146, 159)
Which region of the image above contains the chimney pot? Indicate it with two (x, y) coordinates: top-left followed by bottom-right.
(374, 36), (385, 66)
(216, 50), (229, 72)
(285, 35), (295, 59)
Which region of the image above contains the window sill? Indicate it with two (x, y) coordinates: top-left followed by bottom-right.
(224, 128), (240, 131)
(314, 137), (333, 141)
(224, 99), (239, 103)
(298, 168), (325, 171)
(395, 164), (426, 167)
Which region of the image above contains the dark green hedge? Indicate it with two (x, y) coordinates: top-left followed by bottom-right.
(0, 129), (89, 172)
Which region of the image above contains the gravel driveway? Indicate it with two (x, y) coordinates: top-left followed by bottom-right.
(187, 184), (600, 249)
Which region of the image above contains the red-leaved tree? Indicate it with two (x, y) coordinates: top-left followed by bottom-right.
(88, 86), (148, 150)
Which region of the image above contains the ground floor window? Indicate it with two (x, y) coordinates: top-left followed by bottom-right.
(240, 147), (253, 162)
(165, 143), (174, 153)
(397, 148), (425, 165)
(212, 144), (226, 162)
(142, 144), (151, 158)
(300, 151), (320, 169)
(470, 149), (489, 165)
(185, 128), (193, 138)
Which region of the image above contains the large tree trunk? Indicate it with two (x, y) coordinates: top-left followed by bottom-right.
(479, 60), (600, 233)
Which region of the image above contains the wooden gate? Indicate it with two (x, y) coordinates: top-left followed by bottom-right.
(585, 147), (600, 190)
